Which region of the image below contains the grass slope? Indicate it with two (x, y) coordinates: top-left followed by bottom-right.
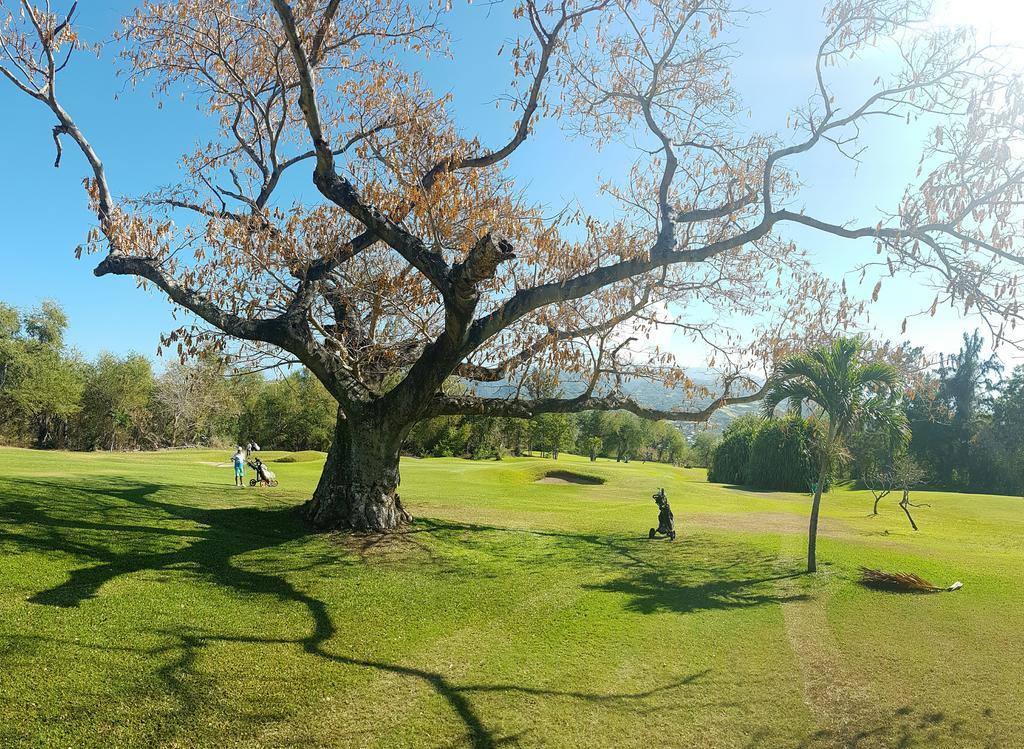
(0, 447), (1021, 748)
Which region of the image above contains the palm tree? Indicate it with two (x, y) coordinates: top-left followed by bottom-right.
(764, 337), (908, 573)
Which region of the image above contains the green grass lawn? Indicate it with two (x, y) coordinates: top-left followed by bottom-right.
(0, 447), (1021, 748)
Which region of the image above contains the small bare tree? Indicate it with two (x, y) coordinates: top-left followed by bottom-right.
(894, 454), (929, 531)
(862, 453), (928, 529)
(862, 464), (895, 516)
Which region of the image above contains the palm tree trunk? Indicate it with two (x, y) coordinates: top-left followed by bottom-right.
(807, 462), (828, 573)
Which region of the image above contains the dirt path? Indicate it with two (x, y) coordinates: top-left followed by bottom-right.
(777, 573), (882, 747)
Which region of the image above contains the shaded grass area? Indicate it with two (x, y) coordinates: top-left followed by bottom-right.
(0, 448), (1021, 747)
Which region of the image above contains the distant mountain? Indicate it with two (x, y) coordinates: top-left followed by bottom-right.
(606, 375), (762, 437)
(468, 370), (761, 436)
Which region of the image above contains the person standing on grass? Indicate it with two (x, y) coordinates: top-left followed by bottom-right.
(232, 447), (246, 488)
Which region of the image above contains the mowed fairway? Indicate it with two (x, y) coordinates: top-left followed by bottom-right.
(1, 448), (1022, 748)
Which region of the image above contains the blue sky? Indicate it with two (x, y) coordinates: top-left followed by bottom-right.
(1, 0), (1021, 369)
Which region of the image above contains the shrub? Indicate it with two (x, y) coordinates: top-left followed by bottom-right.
(746, 416), (817, 491)
(707, 415), (760, 484)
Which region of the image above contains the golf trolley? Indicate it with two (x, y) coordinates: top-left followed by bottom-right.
(248, 457), (279, 487)
(649, 487), (676, 540)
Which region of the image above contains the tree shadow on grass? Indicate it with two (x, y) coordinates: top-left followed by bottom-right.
(0, 477), (316, 608)
(742, 705), (966, 748)
(404, 518), (809, 615)
(0, 476), (715, 748)
(587, 568), (806, 615)
(156, 627), (711, 749)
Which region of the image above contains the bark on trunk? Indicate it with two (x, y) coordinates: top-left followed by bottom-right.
(302, 413), (411, 532)
(807, 464), (827, 573)
(807, 487), (822, 573)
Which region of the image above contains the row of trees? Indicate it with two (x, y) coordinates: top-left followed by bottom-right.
(849, 332), (1024, 498)
(407, 407), (718, 465)
(703, 334), (1024, 573)
(10, 299), (1019, 497)
(0, 301), (337, 452)
(2, 301), (719, 465)
(704, 332), (1024, 500)
(907, 334), (1024, 497)
(708, 409), (929, 528)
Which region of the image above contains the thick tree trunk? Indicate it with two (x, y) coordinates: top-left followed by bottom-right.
(302, 413), (411, 532)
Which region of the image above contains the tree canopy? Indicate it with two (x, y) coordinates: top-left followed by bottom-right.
(0, 301), (83, 447)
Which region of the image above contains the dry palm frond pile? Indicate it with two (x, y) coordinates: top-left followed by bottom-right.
(858, 567), (963, 593)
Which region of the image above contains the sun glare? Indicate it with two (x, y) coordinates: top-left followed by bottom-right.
(933, 0), (1024, 46)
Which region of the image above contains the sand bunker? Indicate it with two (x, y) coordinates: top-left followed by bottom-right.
(535, 470), (604, 485)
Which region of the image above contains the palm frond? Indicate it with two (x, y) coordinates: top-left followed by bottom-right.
(861, 395), (911, 446)
(763, 379), (819, 416)
(856, 360), (902, 390)
(765, 337), (907, 445)
(859, 567), (963, 593)
(775, 354), (823, 381)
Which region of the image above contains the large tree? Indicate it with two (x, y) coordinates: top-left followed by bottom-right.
(909, 331), (1001, 488)
(983, 365), (1024, 495)
(0, 301), (83, 447)
(3, 0), (1023, 531)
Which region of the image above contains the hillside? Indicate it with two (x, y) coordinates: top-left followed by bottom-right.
(469, 370), (762, 436)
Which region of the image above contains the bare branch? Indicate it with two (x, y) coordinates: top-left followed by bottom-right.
(429, 375), (768, 421)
